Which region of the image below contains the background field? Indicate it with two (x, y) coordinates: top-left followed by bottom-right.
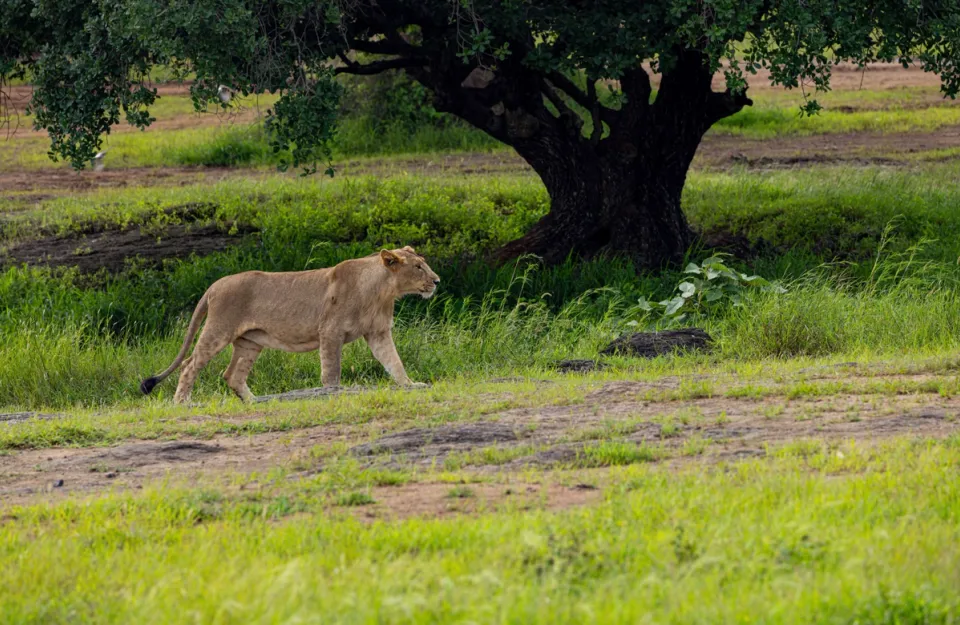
(2, 63), (960, 623)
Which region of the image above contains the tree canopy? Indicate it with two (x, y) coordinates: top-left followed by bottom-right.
(4, 0), (960, 267)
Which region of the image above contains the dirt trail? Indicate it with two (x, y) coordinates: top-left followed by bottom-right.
(2, 373), (957, 515)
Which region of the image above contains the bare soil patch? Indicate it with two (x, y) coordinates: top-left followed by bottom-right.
(351, 422), (531, 457)
(357, 481), (602, 521)
(4, 374), (956, 514)
(308, 127), (960, 180)
(2, 224), (250, 274)
(0, 166), (247, 198)
(4, 123), (958, 201)
(0, 424), (350, 503)
(2, 200), (255, 273)
(698, 126), (960, 169)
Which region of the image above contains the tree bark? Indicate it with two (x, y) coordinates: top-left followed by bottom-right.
(493, 139), (697, 269)
(495, 61), (752, 269)
(399, 40), (749, 271)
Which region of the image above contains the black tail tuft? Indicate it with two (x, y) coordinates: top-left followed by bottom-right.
(140, 377), (159, 395)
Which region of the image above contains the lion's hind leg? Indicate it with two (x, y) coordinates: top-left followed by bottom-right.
(224, 337), (262, 402)
(173, 328), (231, 404)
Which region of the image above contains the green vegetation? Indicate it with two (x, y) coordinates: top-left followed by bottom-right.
(4, 49), (960, 622)
(5, 84), (960, 171)
(337, 491), (376, 506)
(577, 441), (662, 467)
(6, 164), (960, 409)
(3, 438), (959, 622)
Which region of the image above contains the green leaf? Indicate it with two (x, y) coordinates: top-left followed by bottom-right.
(663, 296), (686, 316)
(704, 289), (724, 302)
(684, 262), (701, 274)
(679, 282), (697, 298)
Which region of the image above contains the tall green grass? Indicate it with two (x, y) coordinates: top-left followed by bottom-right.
(6, 169), (960, 409)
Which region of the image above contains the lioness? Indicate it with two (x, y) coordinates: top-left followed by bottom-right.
(140, 246), (440, 403)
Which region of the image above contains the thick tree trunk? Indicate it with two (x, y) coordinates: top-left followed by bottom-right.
(494, 138), (697, 270)
(405, 42), (748, 272)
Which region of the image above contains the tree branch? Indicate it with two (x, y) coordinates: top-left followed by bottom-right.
(335, 55), (427, 75)
(547, 70), (593, 111)
(706, 88), (754, 123)
(348, 37), (419, 57)
(620, 66), (652, 106)
(587, 78), (601, 145)
(541, 77), (575, 119)
(547, 69), (617, 133)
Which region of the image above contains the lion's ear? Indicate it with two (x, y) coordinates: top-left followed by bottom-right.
(402, 245), (417, 254)
(380, 249), (402, 269)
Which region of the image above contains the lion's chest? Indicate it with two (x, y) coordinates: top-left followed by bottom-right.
(318, 291), (394, 343)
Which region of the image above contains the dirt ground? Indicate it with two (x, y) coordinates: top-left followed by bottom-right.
(2, 223), (253, 273)
(2, 63), (959, 518)
(4, 122), (960, 199)
(2, 370), (957, 516)
(1, 200), (255, 273)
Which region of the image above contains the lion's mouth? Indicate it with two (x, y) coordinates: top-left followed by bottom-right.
(419, 286), (437, 299)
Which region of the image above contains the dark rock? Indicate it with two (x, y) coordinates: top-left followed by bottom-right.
(52, 479), (64, 488)
(601, 328), (713, 358)
(554, 359), (606, 373)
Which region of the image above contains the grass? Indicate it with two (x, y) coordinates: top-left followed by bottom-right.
(446, 485), (475, 499)
(576, 441), (662, 467)
(5, 166), (960, 409)
(713, 100), (960, 137)
(337, 491), (376, 506)
(0, 109), (502, 170)
(5, 73), (960, 623)
(2, 437), (959, 622)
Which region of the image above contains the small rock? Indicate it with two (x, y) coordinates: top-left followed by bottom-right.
(105, 472), (118, 479)
(53, 479), (64, 488)
(573, 483), (598, 490)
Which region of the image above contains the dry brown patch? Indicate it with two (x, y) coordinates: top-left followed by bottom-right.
(0, 166), (247, 197)
(0, 424), (349, 504)
(2, 223), (253, 273)
(350, 481), (601, 521)
(2, 375), (958, 508)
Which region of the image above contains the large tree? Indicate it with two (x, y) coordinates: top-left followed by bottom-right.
(3, 1), (960, 269)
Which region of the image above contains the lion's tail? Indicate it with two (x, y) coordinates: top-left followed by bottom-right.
(140, 293), (209, 395)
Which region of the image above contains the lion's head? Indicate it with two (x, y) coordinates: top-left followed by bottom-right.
(380, 246), (440, 299)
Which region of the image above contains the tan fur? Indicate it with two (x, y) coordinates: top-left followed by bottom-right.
(140, 246), (440, 404)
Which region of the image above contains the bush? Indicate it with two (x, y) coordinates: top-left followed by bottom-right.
(338, 71), (449, 133)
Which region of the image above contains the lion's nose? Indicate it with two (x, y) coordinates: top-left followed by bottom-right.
(433, 279), (440, 285)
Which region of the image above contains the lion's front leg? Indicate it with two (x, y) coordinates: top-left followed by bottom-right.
(365, 330), (425, 388)
(318, 336), (344, 388)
